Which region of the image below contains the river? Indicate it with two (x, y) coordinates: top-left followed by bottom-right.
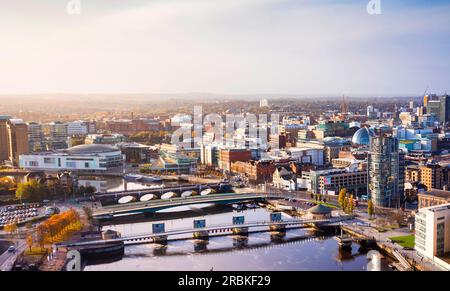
(84, 206), (393, 271)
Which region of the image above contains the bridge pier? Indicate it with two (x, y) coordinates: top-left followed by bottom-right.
(193, 219), (209, 239)
(152, 223), (167, 243)
(232, 215), (248, 235)
(152, 235), (168, 244)
(194, 240), (208, 252)
(233, 236), (248, 248)
(269, 224), (286, 232)
(270, 231), (286, 243)
(231, 227), (249, 235)
(269, 212), (286, 232)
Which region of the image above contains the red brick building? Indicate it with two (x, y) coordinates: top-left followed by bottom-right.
(219, 149), (252, 172)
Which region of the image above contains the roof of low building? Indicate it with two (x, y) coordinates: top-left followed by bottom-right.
(63, 144), (120, 155)
(419, 189), (450, 200)
(307, 204), (332, 214)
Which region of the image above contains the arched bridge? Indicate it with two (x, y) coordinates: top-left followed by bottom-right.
(92, 192), (285, 219)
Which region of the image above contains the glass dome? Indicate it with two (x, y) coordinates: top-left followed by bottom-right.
(352, 127), (374, 145)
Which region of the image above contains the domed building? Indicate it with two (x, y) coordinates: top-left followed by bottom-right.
(352, 127), (374, 146)
(306, 204), (332, 220)
(19, 144), (123, 172)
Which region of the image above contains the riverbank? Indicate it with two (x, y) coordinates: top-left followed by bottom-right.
(341, 222), (444, 271)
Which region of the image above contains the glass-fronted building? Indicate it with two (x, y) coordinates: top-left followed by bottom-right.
(367, 133), (405, 207)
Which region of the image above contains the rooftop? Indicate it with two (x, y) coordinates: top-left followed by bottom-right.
(307, 204), (332, 214)
(419, 189), (450, 200)
(63, 144), (120, 155)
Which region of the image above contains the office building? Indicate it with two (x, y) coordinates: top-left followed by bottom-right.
(49, 121), (69, 149)
(415, 203), (450, 270)
(19, 144), (123, 172)
(367, 132), (404, 207)
(67, 121), (89, 136)
(27, 122), (45, 152)
(5, 119), (29, 166)
(85, 133), (126, 145)
(418, 189), (450, 209)
(420, 162), (444, 191)
(308, 168), (367, 196)
(0, 115), (11, 162)
(219, 148), (252, 172)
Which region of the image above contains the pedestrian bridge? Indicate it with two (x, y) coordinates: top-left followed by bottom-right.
(57, 215), (354, 248)
(92, 192), (289, 219)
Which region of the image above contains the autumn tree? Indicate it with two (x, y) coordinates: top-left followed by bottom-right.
(338, 188), (347, 210)
(347, 195), (354, 214)
(0, 177), (15, 192)
(368, 199), (374, 218)
(343, 197), (349, 213)
(16, 180), (50, 202)
(26, 234), (34, 252)
(4, 223), (18, 236)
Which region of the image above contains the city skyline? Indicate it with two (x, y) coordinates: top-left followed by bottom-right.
(0, 0), (449, 96)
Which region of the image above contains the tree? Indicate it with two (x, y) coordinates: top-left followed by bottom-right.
(85, 186), (96, 195)
(16, 180), (50, 202)
(4, 223), (18, 236)
(0, 177), (15, 192)
(26, 234), (34, 252)
(343, 197), (349, 213)
(368, 199), (374, 217)
(347, 195), (354, 214)
(338, 188), (347, 210)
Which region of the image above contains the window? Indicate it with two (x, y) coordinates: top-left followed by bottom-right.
(66, 161), (76, 168)
(28, 161), (38, 167)
(43, 157), (55, 164)
(85, 162), (90, 168)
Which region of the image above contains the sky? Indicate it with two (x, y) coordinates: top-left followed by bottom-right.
(0, 0), (449, 96)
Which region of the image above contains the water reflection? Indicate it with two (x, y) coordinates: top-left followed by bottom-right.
(85, 206), (392, 271)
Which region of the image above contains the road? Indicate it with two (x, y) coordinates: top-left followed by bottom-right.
(0, 240), (26, 271)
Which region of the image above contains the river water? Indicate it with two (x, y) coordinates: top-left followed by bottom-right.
(84, 206), (392, 271)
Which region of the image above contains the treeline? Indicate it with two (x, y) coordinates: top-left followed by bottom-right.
(129, 131), (170, 144)
(15, 180), (96, 202)
(35, 209), (82, 246)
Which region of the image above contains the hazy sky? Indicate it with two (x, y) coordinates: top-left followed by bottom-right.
(0, 0), (449, 96)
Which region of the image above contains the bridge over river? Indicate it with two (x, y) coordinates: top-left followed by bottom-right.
(92, 192), (301, 219)
(94, 182), (231, 203)
(56, 215), (354, 248)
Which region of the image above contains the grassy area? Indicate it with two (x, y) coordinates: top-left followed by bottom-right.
(389, 235), (415, 248)
(24, 247), (49, 256)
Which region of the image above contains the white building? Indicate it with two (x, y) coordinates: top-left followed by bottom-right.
(259, 98), (269, 108)
(272, 167), (297, 191)
(285, 147), (324, 166)
(415, 203), (450, 271)
(67, 121), (88, 135)
(19, 144), (123, 172)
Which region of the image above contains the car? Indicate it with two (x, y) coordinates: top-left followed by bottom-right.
(7, 246), (16, 253)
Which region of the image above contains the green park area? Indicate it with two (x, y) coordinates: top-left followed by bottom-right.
(389, 235), (415, 248)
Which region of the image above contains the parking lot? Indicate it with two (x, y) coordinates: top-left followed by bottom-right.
(0, 204), (41, 228)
